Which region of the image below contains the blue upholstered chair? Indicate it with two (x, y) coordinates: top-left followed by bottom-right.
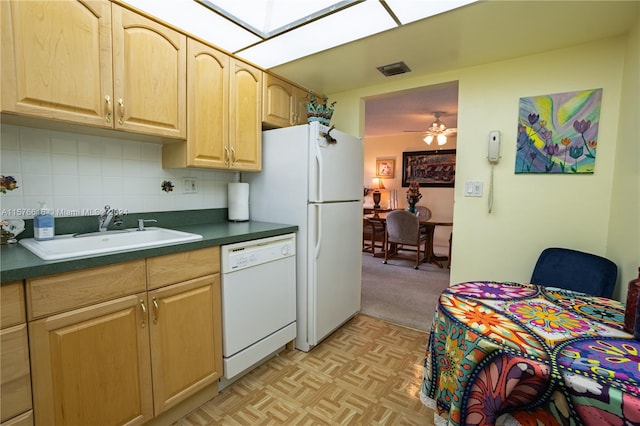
(530, 247), (617, 298)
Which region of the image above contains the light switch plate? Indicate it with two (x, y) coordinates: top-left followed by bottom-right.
(183, 178), (197, 194)
(464, 181), (483, 197)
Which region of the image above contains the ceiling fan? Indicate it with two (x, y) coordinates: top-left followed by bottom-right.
(405, 111), (457, 145)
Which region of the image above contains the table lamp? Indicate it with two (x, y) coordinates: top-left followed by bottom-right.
(370, 178), (385, 209)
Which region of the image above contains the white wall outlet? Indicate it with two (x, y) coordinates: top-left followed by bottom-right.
(464, 181), (483, 197)
(183, 178), (197, 194)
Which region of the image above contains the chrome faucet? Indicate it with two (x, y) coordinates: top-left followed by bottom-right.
(137, 219), (157, 231)
(98, 205), (123, 232)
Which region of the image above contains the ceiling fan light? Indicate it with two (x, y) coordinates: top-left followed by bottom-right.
(437, 134), (447, 145)
(424, 134), (434, 144)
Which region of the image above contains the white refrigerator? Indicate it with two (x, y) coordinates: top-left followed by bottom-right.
(244, 122), (364, 352)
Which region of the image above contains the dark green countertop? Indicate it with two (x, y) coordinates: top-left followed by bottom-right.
(1, 218), (297, 283)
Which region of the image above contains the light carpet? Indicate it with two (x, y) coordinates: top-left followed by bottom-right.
(360, 253), (450, 331)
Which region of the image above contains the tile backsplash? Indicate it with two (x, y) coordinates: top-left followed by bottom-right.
(1, 124), (238, 219)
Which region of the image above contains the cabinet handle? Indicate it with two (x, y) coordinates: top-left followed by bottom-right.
(152, 297), (159, 325)
(224, 146), (230, 166)
(105, 95), (112, 123)
(118, 98), (125, 125)
(139, 299), (147, 328)
(230, 147), (236, 165)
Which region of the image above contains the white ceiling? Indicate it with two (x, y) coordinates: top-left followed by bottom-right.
(124, 1), (639, 138)
(123, 0), (477, 68)
(272, 1), (639, 94)
(364, 81), (459, 138)
(269, 1), (639, 137)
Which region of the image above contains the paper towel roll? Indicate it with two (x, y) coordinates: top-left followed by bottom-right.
(228, 183), (249, 222)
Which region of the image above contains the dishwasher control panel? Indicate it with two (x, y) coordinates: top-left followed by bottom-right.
(222, 233), (296, 273)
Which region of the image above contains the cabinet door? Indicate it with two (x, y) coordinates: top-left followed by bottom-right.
(29, 294), (153, 426)
(229, 58), (262, 171)
(1, 0), (113, 127)
(263, 74), (294, 128)
(293, 86), (311, 125)
(148, 275), (222, 414)
(111, 5), (186, 139)
(186, 38), (229, 168)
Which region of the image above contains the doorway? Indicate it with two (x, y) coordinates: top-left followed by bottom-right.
(360, 81), (458, 331)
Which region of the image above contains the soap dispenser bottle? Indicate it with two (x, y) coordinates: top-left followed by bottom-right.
(34, 202), (55, 241)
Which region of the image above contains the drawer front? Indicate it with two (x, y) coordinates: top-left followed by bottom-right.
(1, 282), (25, 329)
(0, 410), (33, 426)
(1, 324), (31, 423)
(26, 260), (146, 320)
(147, 246), (219, 289)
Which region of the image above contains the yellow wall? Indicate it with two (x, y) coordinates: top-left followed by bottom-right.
(331, 34), (638, 301)
(607, 21), (640, 300)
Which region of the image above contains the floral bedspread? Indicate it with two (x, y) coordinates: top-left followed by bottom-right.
(421, 281), (640, 426)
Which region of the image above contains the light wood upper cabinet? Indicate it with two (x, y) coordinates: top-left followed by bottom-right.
(293, 86), (311, 126)
(263, 74), (295, 128)
(163, 38), (229, 169)
(1, 0), (113, 127)
(164, 51), (262, 170)
(1, 282), (32, 425)
(229, 58), (262, 171)
(111, 4), (186, 138)
(262, 74), (310, 128)
(1, 0), (186, 139)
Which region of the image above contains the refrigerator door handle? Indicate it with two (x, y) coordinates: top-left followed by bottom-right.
(311, 204), (322, 260)
(310, 147), (323, 202)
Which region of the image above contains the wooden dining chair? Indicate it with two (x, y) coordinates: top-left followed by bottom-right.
(383, 210), (428, 269)
(415, 205), (432, 220)
(414, 205), (432, 237)
(362, 217), (385, 256)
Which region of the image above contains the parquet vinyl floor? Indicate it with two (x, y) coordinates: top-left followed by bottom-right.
(174, 314), (436, 425)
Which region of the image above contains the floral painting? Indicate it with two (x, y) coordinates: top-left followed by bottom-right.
(516, 88), (602, 174)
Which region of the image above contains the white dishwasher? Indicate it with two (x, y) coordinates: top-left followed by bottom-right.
(221, 233), (296, 380)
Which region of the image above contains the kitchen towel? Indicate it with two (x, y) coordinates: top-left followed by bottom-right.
(228, 183), (249, 221)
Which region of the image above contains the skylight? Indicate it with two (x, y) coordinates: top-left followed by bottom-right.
(195, 0), (357, 38)
(121, 0), (478, 68)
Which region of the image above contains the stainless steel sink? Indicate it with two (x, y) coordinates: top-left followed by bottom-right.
(19, 227), (203, 260)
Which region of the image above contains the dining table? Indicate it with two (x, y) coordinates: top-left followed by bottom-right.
(364, 212), (452, 268)
(420, 281), (640, 426)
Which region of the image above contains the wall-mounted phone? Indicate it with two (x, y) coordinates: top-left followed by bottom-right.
(488, 131), (501, 163)
(487, 130), (501, 213)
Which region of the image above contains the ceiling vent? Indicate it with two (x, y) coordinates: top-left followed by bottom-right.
(376, 61), (411, 77)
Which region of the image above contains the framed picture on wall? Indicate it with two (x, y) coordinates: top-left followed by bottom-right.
(402, 150), (456, 187)
(376, 159), (395, 178)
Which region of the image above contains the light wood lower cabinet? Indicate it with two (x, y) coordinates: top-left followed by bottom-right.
(26, 246), (222, 425)
(149, 275), (222, 413)
(29, 293), (153, 426)
(1, 411), (33, 426)
(1, 282), (32, 426)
